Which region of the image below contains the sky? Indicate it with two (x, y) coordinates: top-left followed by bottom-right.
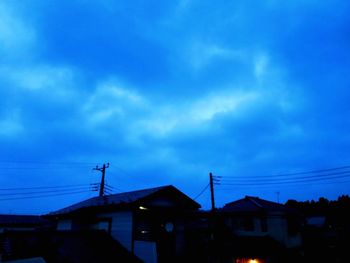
(1, 0), (350, 214)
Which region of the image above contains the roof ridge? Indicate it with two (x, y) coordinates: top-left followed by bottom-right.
(107, 185), (172, 197)
(246, 196), (263, 208)
(47, 184), (197, 216)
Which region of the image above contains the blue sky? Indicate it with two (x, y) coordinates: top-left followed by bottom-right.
(1, 0), (350, 214)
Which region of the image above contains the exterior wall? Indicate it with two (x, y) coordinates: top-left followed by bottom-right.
(175, 220), (185, 255)
(266, 214), (287, 244)
(226, 213), (302, 248)
(97, 211), (133, 251)
(286, 233), (302, 248)
(267, 214), (302, 248)
(57, 219), (72, 230)
(134, 240), (157, 263)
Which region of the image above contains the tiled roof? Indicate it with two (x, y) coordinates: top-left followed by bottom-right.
(49, 185), (200, 215)
(222, 196), (288, 213)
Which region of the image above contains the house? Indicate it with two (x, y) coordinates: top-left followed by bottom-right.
(220, 196), (303, 263)
(1, 229), (142, 263)
(0, 215), (50, 233)
(47, 185), (200, 263)
(1, 257), (46, 263)
(0, 215), (51, 261)
(306, 216), (327, 228)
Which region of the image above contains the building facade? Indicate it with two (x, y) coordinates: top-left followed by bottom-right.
(48, 185), (200, 263)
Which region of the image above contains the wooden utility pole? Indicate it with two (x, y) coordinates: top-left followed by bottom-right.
(93, 163), (109, 197)
(209, 172), (215, 211)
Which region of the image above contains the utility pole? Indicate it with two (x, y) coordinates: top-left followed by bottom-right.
(209, 172), (220, 263)
(209, 172), (215, 211)
(93, 163), (109, 197)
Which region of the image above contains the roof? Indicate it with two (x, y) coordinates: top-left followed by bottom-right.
(49, 185), (200, 216)
(222, 196), (289, 213)
(0, 215), (48, 226)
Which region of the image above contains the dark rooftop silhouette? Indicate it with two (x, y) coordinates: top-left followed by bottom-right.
(222, 195), (290, 213)
(0, 215), (48, 226)
(49, 185), (200, 215)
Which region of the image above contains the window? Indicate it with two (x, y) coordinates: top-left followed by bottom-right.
(230, 217), (255, 231)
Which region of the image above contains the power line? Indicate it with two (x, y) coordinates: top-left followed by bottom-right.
(0, 161), (101, 175)
(220, 170), (350, 182)
(105, 183), (124, 193)
(0, 160), (98, 165)
(0, 187), (97, 196)
(222, 165), (350, 179)
(109, 164), (135, 179)
(217, 178), (350, 190)
(270, 165), (350, 176)
(0, 184), (97, 191)
(194, 183), (210, 200)
(214, 165), (350, 190)
(0, 166), (92, 170)
(217, 178), (350, 189)
(219, 173), (350, 185)
(0, 190), (94, 202)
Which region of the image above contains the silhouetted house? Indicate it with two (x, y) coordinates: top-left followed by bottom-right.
(47, 185), (200, 263)
(303, 216), (341, 262)
(220, 196), (303, 263)
(0, 215), (51, 261)
(306, 216), (327, 228)
(3, 257), (46, 263)
(1, 229), (142, 263)
(0, 215), (50, 233)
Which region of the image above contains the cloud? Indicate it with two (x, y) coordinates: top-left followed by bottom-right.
(0, 2), (36, 58)
(1, 65), (76, 94)
(1, 0), (350, 213)
(0, 109), (23, 138)
(83, 80), (147, 125)
(130, 89), (259, 139)
(254, 53), (269, 80)
(186, 42), (246, 72)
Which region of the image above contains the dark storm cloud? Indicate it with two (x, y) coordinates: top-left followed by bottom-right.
(1, 0), (350, 212)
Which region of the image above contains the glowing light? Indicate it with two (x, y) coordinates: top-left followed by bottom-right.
(139, 206), (148, 210)
(236, 258), (262, 263)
